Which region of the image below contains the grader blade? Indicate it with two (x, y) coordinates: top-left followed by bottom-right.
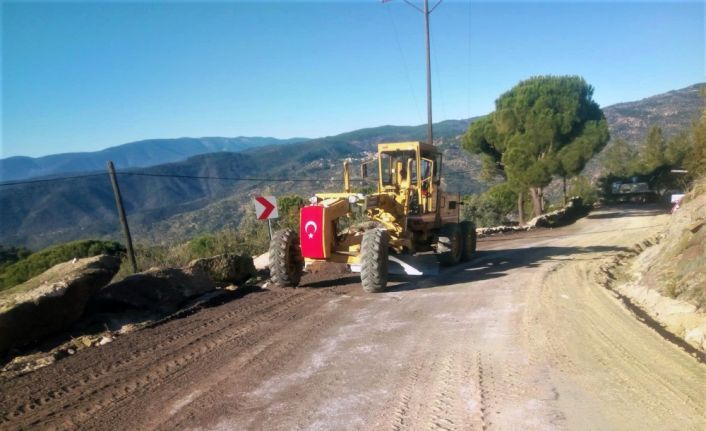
(350, 254), (439, 276)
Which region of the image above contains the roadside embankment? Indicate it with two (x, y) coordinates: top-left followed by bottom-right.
(1, 252), (257, 377)
(600, 181), (706, 354)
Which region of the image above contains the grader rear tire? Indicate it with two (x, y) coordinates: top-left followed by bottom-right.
(437, 223), (462, 266)
(360, 228), (389, 293)
(460, 220), (477, 261)
(269, 228), (304, 287)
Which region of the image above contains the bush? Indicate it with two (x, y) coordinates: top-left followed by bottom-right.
(276, 195), (305, 232)
(462, 183), (518, 227)
(0, 239), (125, 291)
(0, 245), (32, 271)
(113, 219), (271, 281)
(568, 176), (599, 206)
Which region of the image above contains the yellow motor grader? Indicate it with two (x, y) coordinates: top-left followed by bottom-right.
(269, 141), (476, 292)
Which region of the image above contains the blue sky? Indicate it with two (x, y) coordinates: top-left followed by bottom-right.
(1, 1), (704, 158)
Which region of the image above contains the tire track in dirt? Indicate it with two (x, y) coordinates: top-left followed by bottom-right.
(2, 291), (297, 420)
(0, 288), (328, 430)
(526, 226), (706, 431)
(378, 351), (485, 431)
(389, 360), (425, 431)
(156, 288), (366, 431)
(4, 207), (702, 430)
(476, 352), (492, 431)
(84, 291), (320, 430)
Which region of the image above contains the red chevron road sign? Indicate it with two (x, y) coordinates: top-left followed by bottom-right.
(254, 196), (278, 220)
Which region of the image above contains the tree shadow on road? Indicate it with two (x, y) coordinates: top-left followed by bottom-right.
(387, 245), (632, 293)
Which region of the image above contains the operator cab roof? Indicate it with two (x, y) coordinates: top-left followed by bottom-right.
(378, 141), (439, 155)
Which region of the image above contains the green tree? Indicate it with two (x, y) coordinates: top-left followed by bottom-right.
(635, 125), (668, 174)
(461, 183), (519, 227)
(0, 239), (124, 291)
(600, 138), (639, 177)
(0, 245), (32, 271)
(685, 87), (706, 178)
(462, 76), (609, 223)
(568, 175), (599, 206)
(665, 131), (692, 168)
(276, 195), (305, 232)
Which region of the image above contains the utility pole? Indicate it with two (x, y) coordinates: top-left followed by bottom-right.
(385, 0), (442, 146)
(107, 161), (138, 273)
(423, 0), (434, 146)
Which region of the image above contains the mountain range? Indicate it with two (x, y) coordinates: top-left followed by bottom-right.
(1, 83), (703, 249)
(0, 136), (308, 182)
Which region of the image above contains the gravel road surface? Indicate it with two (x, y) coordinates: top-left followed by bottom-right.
(1, 207), (704, 430)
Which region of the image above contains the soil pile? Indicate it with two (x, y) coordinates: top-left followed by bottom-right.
(0, 255), (120, 353)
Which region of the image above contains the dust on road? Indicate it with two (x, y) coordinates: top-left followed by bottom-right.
(1, 207), (704, 430)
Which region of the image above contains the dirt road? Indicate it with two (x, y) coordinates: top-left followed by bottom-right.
(2, 207), (705, 430)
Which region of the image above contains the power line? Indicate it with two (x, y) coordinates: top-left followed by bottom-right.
(119, 172), (365, 183)
(0, 173), (108, 187)
(0, 170), (366, 187)
(0, 168), (479, 187)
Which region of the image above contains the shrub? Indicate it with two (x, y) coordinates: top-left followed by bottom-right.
(568, 176), (599, 206)
(0, 245), (32, 271)
(0, 239), (125, 291)
(462, 183), (518, 227)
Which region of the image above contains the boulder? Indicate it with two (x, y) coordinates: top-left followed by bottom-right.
(527, 197), (590, 228)
(90, 267), (215, 314)
(0, 255), (120, 354)
(187, 253), (256, 285)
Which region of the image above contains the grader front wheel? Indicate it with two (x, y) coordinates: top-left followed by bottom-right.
(269, 228), (304, 287)
(360, 228), (390, 293)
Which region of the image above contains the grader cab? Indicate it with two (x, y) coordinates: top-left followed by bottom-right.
(269, 141), (476, 292)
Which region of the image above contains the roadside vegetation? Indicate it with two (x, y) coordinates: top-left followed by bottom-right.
(0, 246), (32, 272)
(0, 240), (124, 292)
(462, 75), (610, 224)
(600, 86), (706, 196)
(112, 195), (305, 280)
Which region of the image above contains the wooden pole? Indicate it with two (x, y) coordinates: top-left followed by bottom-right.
(107, 161), (137, 273)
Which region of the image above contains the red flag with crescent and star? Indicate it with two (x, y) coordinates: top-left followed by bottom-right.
(300, 205), (325, 259)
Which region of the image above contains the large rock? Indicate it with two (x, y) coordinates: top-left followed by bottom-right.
(527, 197), (591, 228)
(0, 255), (120, 354)
(187, 253), (256, 285)
(90, 267), (215, 314)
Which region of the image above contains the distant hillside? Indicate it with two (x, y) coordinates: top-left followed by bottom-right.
(324, 119), (474, 151)
(1, 84), (703, 249)
(603, 83), (704, 144)
(580, 83), (705, 178)
(0, 118), (481, 249)
(0, 136), (308, 182)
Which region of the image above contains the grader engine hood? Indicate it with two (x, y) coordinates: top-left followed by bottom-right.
(300, 205), (326, 259)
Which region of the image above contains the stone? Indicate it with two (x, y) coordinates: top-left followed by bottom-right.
(90, 266), (215, 314)
(0, 255), (120, 354)
(187, 253), (256, 285)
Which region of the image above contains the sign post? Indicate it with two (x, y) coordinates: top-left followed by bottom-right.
(254, 196), (279, 240)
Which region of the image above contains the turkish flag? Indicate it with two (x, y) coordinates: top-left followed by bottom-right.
(300, 206), (326, 259)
